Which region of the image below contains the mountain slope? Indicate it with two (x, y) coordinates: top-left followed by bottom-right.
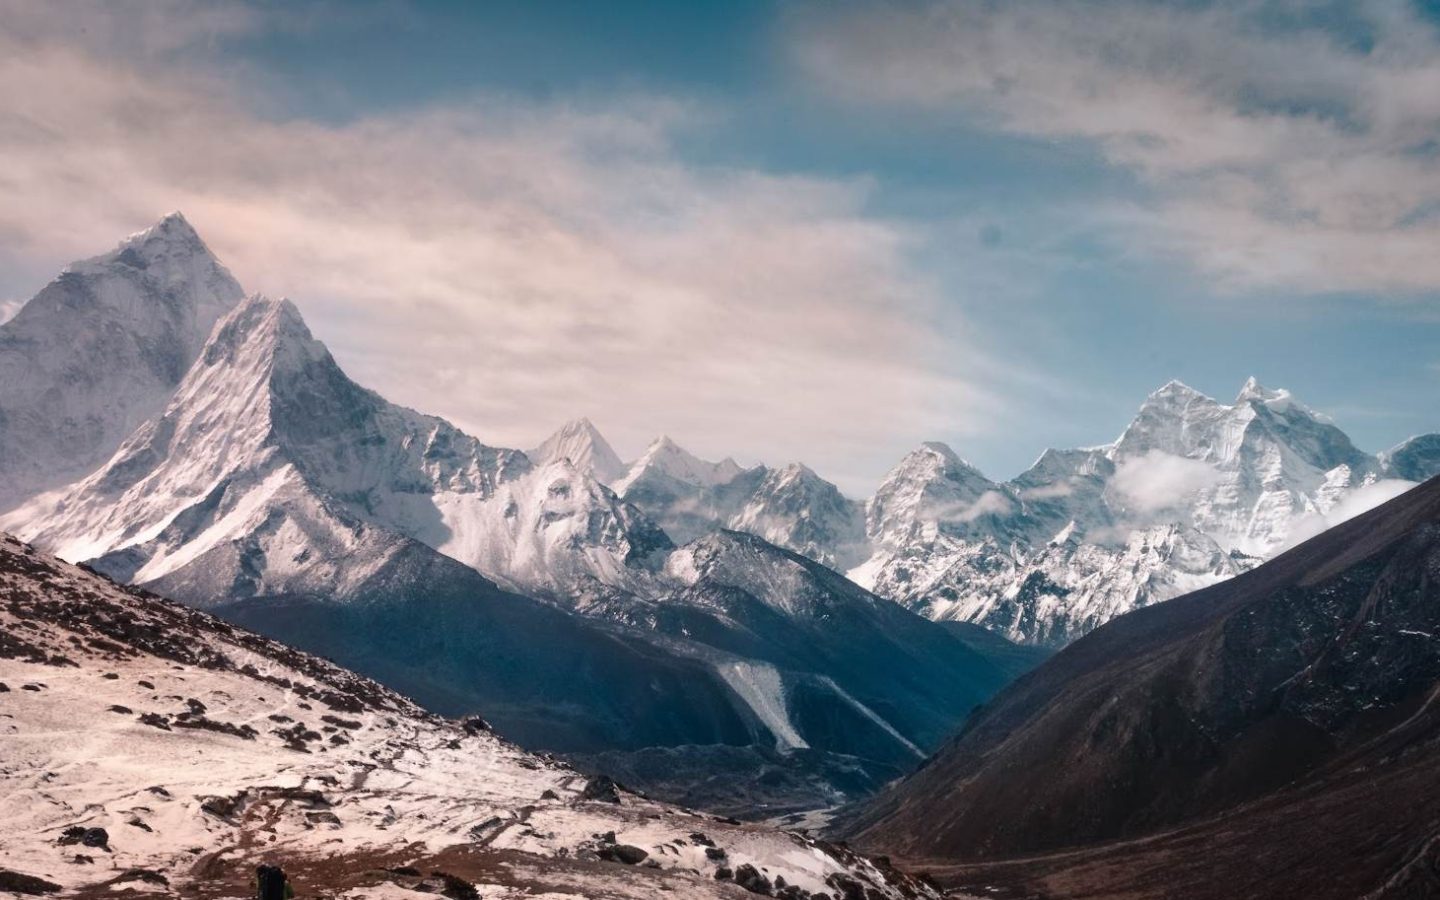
(0, 213), (242, 511)
(0, 533), (939, 900)
(842, 475), (1440, 899)
(729, 464), (867, 570)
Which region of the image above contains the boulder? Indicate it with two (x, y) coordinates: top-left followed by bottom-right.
(0, 869), (61, 895)
(580, 775), (622, 803)
(598, 844), (649, 865)
(734, 863), (774, 895)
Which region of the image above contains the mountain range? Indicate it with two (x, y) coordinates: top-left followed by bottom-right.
(0, 214), (1009, 815)
(3, 212), (1437, 900)
(535, 377), (1436, 648)
(2, 213), (1436, 818)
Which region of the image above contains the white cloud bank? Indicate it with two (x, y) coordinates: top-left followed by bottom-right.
(0, 1), (994, 494)
(1110, 450), (1223, 514)
(1284, 477), (1419, 549)
(792, 0), (1440, 295)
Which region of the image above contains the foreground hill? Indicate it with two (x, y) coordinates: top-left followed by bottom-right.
(842, 475), (1440, 899)
(0, 533), (937, 900)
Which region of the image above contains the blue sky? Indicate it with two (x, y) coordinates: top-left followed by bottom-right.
(1, 0), (1438, 490)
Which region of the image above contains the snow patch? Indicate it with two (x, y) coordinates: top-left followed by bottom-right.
(716, 661), (808, 752)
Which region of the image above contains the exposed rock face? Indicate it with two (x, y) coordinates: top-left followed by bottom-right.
(842, 476), (1440, 900)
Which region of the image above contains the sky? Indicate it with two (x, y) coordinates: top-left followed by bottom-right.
(1, 0), (1438, 494)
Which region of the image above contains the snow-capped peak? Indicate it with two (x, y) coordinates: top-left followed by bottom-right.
(1235, 375), (1280, 403)
(865, 442), (1012, 550)
(0, 212), (244, 511)
(889, 442), (993, 488)
(614, 435), (744, 494)
(119, 210), (203, 249)
(529, 417), (627, 483)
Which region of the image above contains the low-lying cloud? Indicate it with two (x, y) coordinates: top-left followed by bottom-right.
(1284, 478), (1418, 549)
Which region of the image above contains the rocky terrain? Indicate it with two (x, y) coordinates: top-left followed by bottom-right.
(0, 533), (941, 899)
(839, 474), (1440, 900)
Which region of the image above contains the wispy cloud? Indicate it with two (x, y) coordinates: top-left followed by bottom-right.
(0, 1), (997, 494)
(791, 0), (1440, 295)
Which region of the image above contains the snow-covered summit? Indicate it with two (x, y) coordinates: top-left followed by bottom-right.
(614, 435), (745, 494)
(529, 416), (627, 483)
(0, 211), (243, 510)
(865, 441), (1016, 552)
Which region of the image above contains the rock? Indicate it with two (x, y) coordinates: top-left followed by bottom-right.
(0, 682), (8, 692)
(305, 811), (341, 826)
(580, 775), (622, 803)
(200, 791), (246, 819)
(434, 871), (479, 900)
(705, 846), (727, 861)
(0, 869), (61, 894)
(113, 869), (168, 887)
(461, 716), (491, 734)
(715, 866), (734, 880)
(108, 704), (132, 714)
(57, 826), (109, 850)
(734, 863), (774, 895)
(126, 817), (153, 832)
(689, 831), (715, 847)
(540, 789), (559, 800)
(137, 711), (171, 730)
(598, 844), (649, 865)
(386, 865), (422, 877)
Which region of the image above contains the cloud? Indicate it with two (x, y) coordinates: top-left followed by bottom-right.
(926, 489), (1016, 524)
(0, 1), (997, 495)
(1283, 478), (1418, 548)
(1019, 481), (1073, 500)
(1109, 451), (1222, 513)
(791, 0), (1440, 294)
